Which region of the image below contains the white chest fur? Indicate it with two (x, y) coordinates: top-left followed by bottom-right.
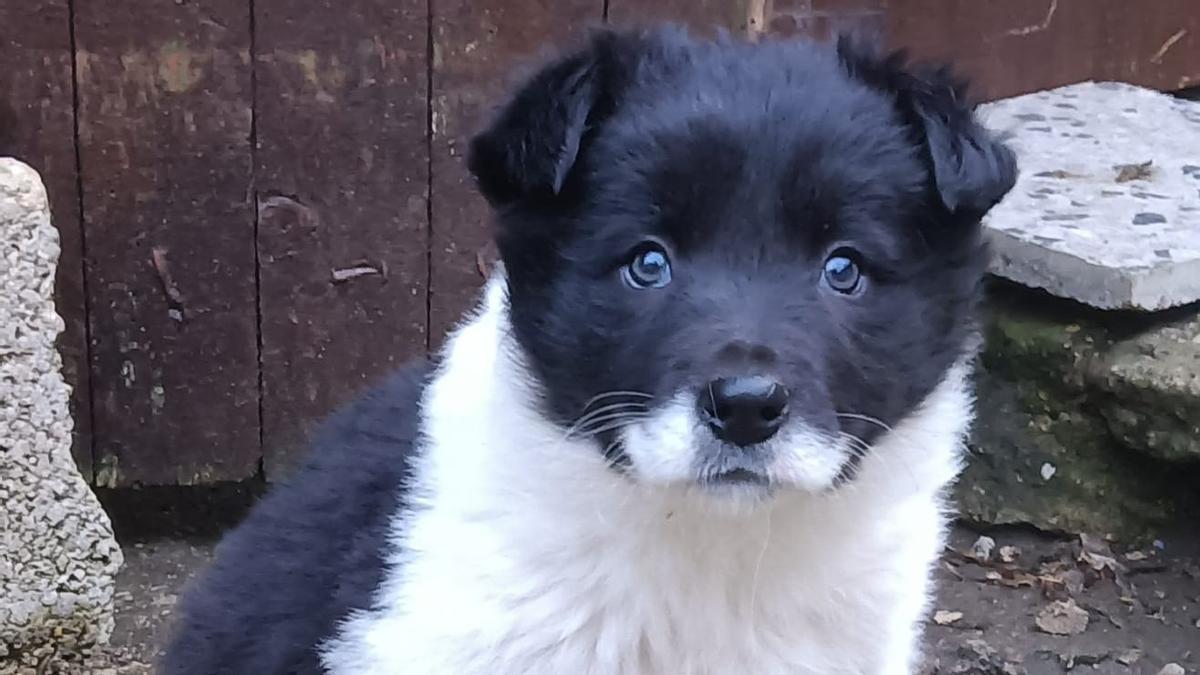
(321, 279), (971, 675)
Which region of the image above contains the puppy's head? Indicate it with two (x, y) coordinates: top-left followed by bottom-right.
(469, 27), (1015, 500)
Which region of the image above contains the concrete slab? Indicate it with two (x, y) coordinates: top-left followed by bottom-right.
(980, 82), (1200, 311)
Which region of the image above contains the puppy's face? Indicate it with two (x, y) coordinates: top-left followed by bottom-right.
(469, 29), (1016, 498)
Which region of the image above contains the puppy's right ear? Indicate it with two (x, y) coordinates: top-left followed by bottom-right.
(468, 32), (627, 207)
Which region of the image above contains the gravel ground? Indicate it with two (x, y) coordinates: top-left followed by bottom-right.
(81, 488), (1200, 674)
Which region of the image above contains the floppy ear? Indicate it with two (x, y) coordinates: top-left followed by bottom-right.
(837, 38), (1017, 221)
(468, 32), (628, 207)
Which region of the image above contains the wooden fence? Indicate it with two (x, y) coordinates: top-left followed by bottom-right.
(2, 0), (1197, 486)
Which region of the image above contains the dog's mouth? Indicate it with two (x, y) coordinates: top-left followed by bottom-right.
(695, 463), (775, 504)
(613, 391), (849, 495)
(696, 444), (774, 496)
(707, 467), (768, 486)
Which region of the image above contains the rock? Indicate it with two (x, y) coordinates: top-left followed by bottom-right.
(1038, 463), (1056, 481)
(0, 159), (123, 672)
(933, 610), (964, 626)
(1086, 313), (1200, 463)
(959, 370), (1194, 540)
(953, 639), (1027, 675)
(957, 285), (1200, 540)
(980, 82), (1200, 310)
(1058, 647), (1109, 670)
(1157, 665), (1185, 675)
(971, 536), (997, 562)
(1115, 648), (1142, 666)
(1034, 599), (1090, 636)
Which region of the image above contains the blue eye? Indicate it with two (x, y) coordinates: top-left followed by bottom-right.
(823, 252), (862, 294)
(624, 246), (672, 289)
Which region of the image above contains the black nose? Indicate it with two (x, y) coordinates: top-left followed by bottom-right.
(699, 376), (789, 447)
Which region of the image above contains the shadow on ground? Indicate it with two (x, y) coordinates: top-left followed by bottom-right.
(85, 487), (1200, 674)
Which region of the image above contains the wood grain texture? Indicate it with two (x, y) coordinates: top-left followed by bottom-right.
(255, 0), (429, 479)
(75, 0), (259, 486)
(428, 0), (605, 346)
(764, 0), (885, 40)
(607, 0), (754, 34)
(887, 0), (1200, 100)
(0, 0), (92, 477)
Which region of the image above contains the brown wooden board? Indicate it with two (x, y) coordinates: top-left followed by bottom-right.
(887, 0), (1200, 101)
(255, 0), (430, 479)
(606, 0), (755, 34)
(0, 1), (92, 478)
(428, 0), (605, 347)
(75, 0), (259, 486)
(764, 0), (885, 40)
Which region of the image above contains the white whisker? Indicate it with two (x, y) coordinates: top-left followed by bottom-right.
(581, 390), (654, 408)
(575, 416), (648, 439)
(749, 506), (772, 620)
(835, 412), (893, 433)
(566, 402), (650, 438)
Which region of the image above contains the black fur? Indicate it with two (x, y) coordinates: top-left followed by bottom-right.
(162, 365), (428, 674)
(472, 27), (1015, 458)
(163, 26), (1015, 672)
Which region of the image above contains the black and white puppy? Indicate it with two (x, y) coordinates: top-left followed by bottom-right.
(164, 26), (1015, 675)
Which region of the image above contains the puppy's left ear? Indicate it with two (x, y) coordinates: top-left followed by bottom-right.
(838, 38), (1017, 222)
(468, 31), (630, 207)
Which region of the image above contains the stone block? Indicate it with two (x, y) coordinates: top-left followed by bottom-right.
(980, 82), (1200, 310)
(957, 283), (1200, 541)
(0, 159), (123, 672)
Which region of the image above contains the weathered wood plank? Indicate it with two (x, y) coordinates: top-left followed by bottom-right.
(764, 0), (885, 40)
(0, 1), (92, 478)
(255, 0), (429, 479)
(606, 0), (755, 34)
(74, 0), (259, 486)
(610, 0), (1198, 98)
(887, 0), (1200, 100)
(428, 0), (605, 346)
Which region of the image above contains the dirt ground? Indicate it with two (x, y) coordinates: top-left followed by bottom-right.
(85, 489), (1200, 674)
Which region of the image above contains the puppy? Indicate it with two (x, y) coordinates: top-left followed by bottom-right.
(163, 26), (1015, 675)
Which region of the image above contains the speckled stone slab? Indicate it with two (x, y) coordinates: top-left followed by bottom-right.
(979, 82), (1200, 311)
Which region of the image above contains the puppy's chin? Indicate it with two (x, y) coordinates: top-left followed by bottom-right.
(617, 393), (849, 506)
(688, 474), (778, 517)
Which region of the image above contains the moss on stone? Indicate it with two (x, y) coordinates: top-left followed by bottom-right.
(959, 283), (1200, 540)
(959, 372), (1195, 541)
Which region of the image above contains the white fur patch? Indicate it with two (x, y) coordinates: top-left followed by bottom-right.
(321, 275), (973, 675)
(621, 391), (848, 493)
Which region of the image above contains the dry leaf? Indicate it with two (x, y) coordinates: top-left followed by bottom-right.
(998, 545), (1020, 563)
(1114, 160), (1154, 183)
(1039, 574), (1070, 602)
(1035, 599), (1090, 636)
(1036, 169), (1082, 179)
(985, 569), (1039, 589)
(1079, 533), (1125, 576)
